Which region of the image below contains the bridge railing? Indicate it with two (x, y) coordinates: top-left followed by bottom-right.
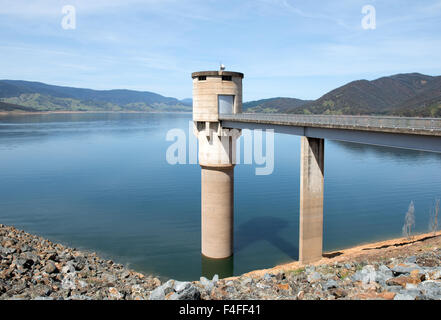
(220, 113), (441, 132)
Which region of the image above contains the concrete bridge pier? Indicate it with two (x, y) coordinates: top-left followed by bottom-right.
(299, 136), (324, 264)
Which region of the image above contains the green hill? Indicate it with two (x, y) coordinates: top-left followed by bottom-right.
(243, 97), (312, 113)
(0, 101), (38, 112)
(292, 73), (441, 117)
(0, 80), (191, 112)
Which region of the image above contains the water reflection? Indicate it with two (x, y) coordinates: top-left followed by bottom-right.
(235, 216), (298, 260)
(332, 140), (441, 162)
(201, 255), (234, 279)
(0, 112), (179, 149)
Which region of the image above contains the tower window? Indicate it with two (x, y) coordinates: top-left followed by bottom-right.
(222, 75), (232, 81)
(218, 95), (234, 114)
(198, 76), (206, 81)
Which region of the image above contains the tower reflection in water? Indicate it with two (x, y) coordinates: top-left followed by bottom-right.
(201, 255), (234, 279)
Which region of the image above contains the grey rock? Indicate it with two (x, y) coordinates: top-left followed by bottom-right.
(225, 286), (235, 293)
(61, 274), (76, 290)
(200, 277), (213, 292)
(121, 270), (131, 279)
(68, 294), (93, 300)
(44, 262), (57, 274)
(0, 245), (16, 255)
(20, 244), (33, 252)
(77, 280), (88, 289)
(61, 262), (76, 274)
(417, 280), (441, 300)
(362, 265), (377, 284)
(351, 271), (362, 282)
(391, 262), (421, 275)
(399, 288), (421, 300)
(32, 296), (54, 300)
(174, 281), (191, 293)
(307, 272), (321, 283)
(101, 272), (117, 284)
(46, 252), (58, 261)
(72, 260), (85, 271)
(200, 276), (210, 285)
(378, 265), (391, 273)
(0, 280), (8, 293)
(305, 266), (316, 273)
(130, 284), (145, 297)
(22, 252), (39, 263)
(169, 285), (200, 300)
(31, 284), (52, 297)
(149, 280), (175, 300)
(59, 252), (74, 261)
(405, 256), (417, 263)
(321, 273), (336, 281)
(108, 287), (124, 299)
(263, 273), (273, 282)
(9, 296), (28, 300)
(162, 280), (175, 295)
(149, 286), (165, 300)
(10, 283), (27, 294)
(405, 283), (418, 290)
(425, 269), (441, 280)
(149, 280), (199, 300)
(240, 277), (253, 286)
(16, 258), (34, 270)
(375, 270), (394, 285)
(394, 293), (416, 300)
(275, 271), (286, 281)
(352, 265), (377, 284)
(256, 283), (269, 289)
(323, 279), (338, 290)
(387, 285), (405, 294)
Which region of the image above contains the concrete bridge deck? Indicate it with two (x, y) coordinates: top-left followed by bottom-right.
(220, 113), (441, 153)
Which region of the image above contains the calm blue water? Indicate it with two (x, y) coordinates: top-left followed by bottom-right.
(0, 113), (440, 280)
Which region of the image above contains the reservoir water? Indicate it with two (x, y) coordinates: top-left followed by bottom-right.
(0, 112), (440, 280)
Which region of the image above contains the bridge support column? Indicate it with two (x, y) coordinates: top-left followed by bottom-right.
(299, 136), (324, 264)
(195, 122), (241, 259)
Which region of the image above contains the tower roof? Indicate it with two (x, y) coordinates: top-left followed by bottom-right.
(191, 71), (244, 79)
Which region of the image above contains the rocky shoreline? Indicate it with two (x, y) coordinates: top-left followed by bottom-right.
(1, 224), (441, 300)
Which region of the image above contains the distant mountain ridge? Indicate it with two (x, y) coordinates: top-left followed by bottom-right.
(0, 80), (191, 112)
(1, 73), (440, 117)
(298, 73), (441, 117)
(244, 73), (441, 117)
(243, 97), (312, 113)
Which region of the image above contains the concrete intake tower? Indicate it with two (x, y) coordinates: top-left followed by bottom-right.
(192, 69), (243, 259)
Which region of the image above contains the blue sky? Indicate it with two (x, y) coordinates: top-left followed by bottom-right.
(1, 0), (440, 101)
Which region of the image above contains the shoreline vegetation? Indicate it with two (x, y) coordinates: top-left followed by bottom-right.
(1, 223), (440, 300)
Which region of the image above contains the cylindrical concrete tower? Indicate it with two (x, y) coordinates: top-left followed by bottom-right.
(192, 69), (244, 259)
